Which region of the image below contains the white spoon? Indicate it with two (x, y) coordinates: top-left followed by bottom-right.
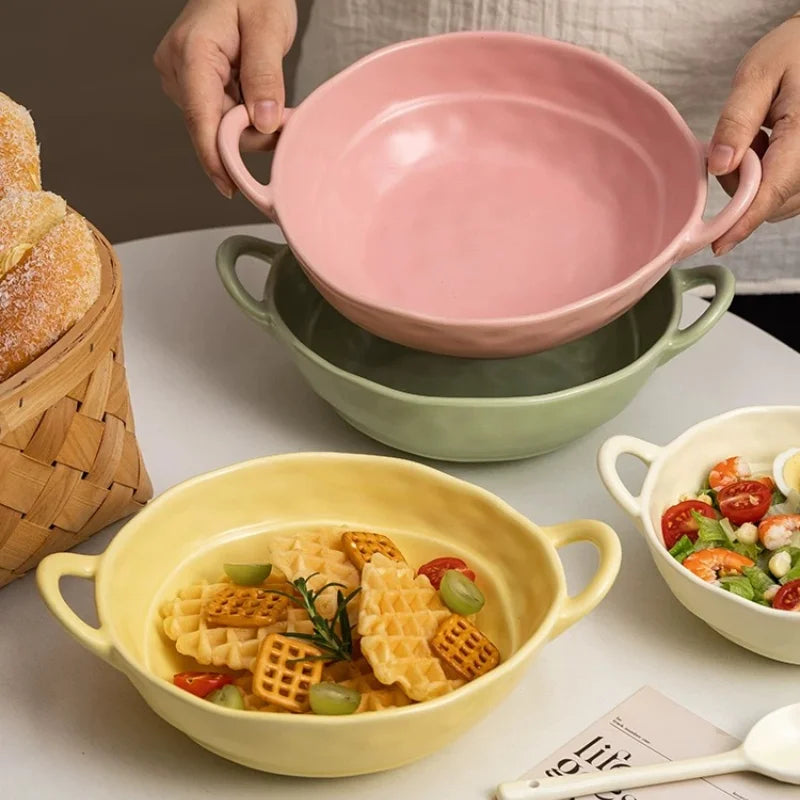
(497, 702), (800, 800)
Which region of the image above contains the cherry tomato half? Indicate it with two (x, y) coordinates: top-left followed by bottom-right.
(717, 480), (772, 526)
(773, 579), (800, 612)
(173, 671), (233, 698)
(417, 557), (476, 589)
(661, 500), (718, 550)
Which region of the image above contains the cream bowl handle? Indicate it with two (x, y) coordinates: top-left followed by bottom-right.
(543, 519), (622, 639)
(37, 552), (114, 664)
(597, 435), (663, 519)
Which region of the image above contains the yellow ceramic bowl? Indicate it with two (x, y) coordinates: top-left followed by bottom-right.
(37, 453), (620, 777)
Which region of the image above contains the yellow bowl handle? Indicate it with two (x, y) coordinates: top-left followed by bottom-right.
(543, 519), (622, 639)
(37, 552), (114, 664)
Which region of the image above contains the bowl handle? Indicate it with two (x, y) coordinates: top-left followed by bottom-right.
(217, 104), (293, 219)
(678, 144), (761, 259)
(543, 520), (622, 639)
(36, 553), (114, 665)
(597, 435), (662, 520)
(660, 264), (735, 364)
(216, 235), (286, 327)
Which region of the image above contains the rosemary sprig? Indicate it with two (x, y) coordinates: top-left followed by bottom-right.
(271, 573), (361, 662)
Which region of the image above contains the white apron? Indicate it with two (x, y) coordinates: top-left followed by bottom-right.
(293, 0), (800, 292)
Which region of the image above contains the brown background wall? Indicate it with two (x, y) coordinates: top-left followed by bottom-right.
(0, 0), (312, 243)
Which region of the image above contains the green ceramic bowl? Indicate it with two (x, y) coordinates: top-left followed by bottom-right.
(216, 236), (734, 462)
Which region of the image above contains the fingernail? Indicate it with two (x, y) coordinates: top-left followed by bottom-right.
(253, 100), (280, 134)
(708, 144), (735, 175)
(212, 177), (233, 199)
(715, 242), (734, 256)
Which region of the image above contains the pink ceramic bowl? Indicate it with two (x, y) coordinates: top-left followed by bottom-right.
(218, 31), (760, 358)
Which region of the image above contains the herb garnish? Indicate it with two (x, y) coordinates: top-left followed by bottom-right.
(272, 574), (361, 662)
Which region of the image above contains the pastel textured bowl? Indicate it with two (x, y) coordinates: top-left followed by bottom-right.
(37, 453), (620, 777)
(216, 236), (734, 463)
(217, 31), (759, 357)
(598, 406), (800, 665)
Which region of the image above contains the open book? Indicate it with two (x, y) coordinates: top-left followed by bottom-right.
(516, 686), (793, 799)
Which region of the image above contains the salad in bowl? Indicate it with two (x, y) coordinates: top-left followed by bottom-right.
(661, 451), (800, 612)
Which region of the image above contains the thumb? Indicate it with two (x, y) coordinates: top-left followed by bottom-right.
(709, 65), (773, 176)
(239, 0), (295, 134)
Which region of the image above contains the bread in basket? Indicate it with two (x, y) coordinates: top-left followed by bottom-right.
(0, 91), (152, 588)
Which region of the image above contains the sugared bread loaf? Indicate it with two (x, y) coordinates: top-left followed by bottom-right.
(0, 94), (101, 382)
(0, 92), (40, 197)
(0, 189), (67, 279)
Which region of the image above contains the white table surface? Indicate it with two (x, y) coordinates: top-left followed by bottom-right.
(2, 224), (799, 799)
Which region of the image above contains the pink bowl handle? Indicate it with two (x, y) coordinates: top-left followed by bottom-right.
(679, 144), (761, 259)
(217, 104), (293, 220)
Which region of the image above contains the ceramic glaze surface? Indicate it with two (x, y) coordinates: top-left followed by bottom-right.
(37, 453), (621, 777)
(216, 238), (734, 462)
(218, 32), (760, 357)
(599, 407), (800, 665)
(278, 251), (649, 398)
(316, 96), (663, 318)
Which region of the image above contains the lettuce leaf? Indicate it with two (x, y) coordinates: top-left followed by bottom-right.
(691, 511), (731, 550)
(733, 542), (760, 562)
(719, 575), (755, 601)
(669, 535), (695, 564)
(742, 566), (777, 601)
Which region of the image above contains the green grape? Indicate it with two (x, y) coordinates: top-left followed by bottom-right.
(439, 569), (484, 615)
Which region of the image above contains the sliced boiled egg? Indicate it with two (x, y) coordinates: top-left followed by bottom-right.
(773, 448), (800, 497)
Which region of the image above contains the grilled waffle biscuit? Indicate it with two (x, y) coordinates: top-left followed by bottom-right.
(205, 584), (291, 628)
(161, 581), (287, 671)
(233, 675), (294, 713)
(430, 614), (500, 681)
(342, 531), (405, 571)
(251, 633), (323, 713)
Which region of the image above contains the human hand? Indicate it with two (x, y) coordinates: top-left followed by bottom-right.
(154, 0), (297, 198)
(709, 13), (800, 255)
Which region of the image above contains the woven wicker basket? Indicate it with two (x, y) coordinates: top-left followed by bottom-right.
(0, 220), (152, 588)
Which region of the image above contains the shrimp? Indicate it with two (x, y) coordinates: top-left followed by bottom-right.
(683, 548), (754, 582)
(758, 515), (800, 551)
(708, 457), (751, 491)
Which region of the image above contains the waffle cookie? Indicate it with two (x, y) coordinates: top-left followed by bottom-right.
(323, 658), (412, 712)
(358, 554), (462, 702)
(205, 585), (291, 628)
(233, 674), (294, 713)
(342, 531), (406, 571)
(161, 581), (287, 671)
(268, 529), (360, 620)
(251, 633), (323, 713)
(430, 615), (500, 681)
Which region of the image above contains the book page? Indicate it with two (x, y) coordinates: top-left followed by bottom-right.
(516, 686), (792, 799)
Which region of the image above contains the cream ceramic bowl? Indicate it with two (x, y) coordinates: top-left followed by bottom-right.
(37, 453), (621, 777)
(598, 406), (800, 664)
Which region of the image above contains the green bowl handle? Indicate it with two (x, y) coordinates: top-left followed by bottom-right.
(660, 264), (735, 365)
(215, 235), (286, 326)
